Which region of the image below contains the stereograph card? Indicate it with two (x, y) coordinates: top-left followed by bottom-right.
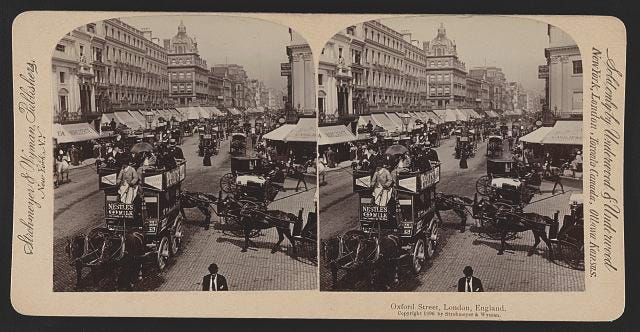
(10, 12), (625, 320)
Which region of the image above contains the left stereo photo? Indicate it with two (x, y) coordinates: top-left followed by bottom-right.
(52, 14), (318, 292)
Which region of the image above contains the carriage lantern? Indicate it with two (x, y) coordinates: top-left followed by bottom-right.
(400, 112), (411, 133)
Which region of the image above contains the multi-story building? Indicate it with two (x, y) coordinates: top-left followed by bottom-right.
(164, 21), (209, 105)
(544, 25), (582, 118)
(208, 73), (225, 107)
(52, 27), (96, 124)
(347, 25), (367, 115)
(423, 24), (468, 109)
(286, 31), (316, 115)
(210, 65), (233, 107)
(362, 20), (409, 111)
(141, 28), (170, 107)
(318, 29), (353, 122)
(465, 76), (483, 109)
(400, 30), (426, 108)
(468, 66), (508, 111)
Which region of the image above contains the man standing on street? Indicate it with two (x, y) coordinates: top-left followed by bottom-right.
(458, 266), (483, 292)
(202, 263), (228, 291)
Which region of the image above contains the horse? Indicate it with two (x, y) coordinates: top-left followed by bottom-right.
(218, 197), (299, 256)
(434, 193), (474, 232)
(323, 230), (402, 290)
(55, 158), (70, 186)
(66, 228), (146, 290)
(473, 199), (555, 260)
(178, 190), (220, 229)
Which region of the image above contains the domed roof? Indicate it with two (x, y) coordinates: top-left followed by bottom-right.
(170, 21), (196, 51)
(428, 23), (456, 55)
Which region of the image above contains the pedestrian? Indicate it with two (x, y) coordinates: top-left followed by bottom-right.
(295, 161), (308, 191)
(366, 120), (374, 133)
(317, 154), (327, 186)
(110, 118), (117, 132)
(203, 147), (212, 167)
(551, 169), (565, 195)
(459, 149), (468, 169)
(326, 147), (336, 168)
(458, 266), (483, 292)
(202, 263), (228, 291)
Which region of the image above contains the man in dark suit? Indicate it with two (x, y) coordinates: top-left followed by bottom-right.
(202, 263), (228, 291)
(458, 266), (483, 292)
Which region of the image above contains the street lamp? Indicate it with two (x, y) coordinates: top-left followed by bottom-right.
(400, 111), (410, 134)
(145, 111), (154, 130)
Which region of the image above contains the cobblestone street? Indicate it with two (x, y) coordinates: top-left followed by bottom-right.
(319, 137), (584, 292)
(53, 135), (317, 291)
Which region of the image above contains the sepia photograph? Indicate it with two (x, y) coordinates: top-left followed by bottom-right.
(51, 15), (317, 292)
(319, 16), (585, 292)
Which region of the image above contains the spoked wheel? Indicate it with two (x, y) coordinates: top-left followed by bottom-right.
(554, 240), (584, 270)
(476, 175), (491, 196)
(156, 235), (170, 270)
(411, 238), (426, 275)
(426, 223), (438, 258)
(219, 173), (237, 194)
(170, 215), (183, 256)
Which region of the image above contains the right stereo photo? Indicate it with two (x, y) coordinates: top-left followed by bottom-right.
(318, 15), (584, 292)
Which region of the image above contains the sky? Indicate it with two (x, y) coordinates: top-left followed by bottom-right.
(121, 15), (291, 91)
(380, 15), (551, 94)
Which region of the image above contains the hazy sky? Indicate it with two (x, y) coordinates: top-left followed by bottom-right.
(380, 15), (549, 94)
(121, 15), (291, 91)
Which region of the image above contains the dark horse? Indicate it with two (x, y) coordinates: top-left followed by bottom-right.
(323, 230), (402, 290)
(218, 197), (300, 257)
(474, 199), (555, 260)
(179, 190), (219, 229)
(434, 192), (474, 232)
(66, 229), (146, 290)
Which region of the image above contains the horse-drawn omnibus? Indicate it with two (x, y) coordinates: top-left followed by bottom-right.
(67, 159), (187, 288)
(486, 135), (503, 158)
(230, 133), (247, 156)
(324, 162), (442, 289)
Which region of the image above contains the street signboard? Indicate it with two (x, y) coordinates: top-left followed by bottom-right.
(280, 62), (291, 76)
(538, 65), (549, 79)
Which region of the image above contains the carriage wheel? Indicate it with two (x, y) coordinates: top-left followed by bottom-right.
(156, 235), (170, 270)
(555, 240), (584, 271)
(475, 175), (491, 196)
(411, 238), (426, 274)
(426, 224), (438, 258)
(170, 215), (183, 256)
(219, 173), (237, 194)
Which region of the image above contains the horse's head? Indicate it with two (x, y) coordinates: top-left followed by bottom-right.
(352, 237), (379, 268)
(66, 235), (86, 261)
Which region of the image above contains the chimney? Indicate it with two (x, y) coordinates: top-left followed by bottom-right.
(400, 29), (411, 42)
(163, 39), (171, 50)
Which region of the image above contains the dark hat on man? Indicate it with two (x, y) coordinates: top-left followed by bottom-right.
(463, 266), (473, 276)
(208, 263), (219, 274)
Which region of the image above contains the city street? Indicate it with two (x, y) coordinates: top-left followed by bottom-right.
(319, 137), (584, 292)
(53, 135), (317, 291)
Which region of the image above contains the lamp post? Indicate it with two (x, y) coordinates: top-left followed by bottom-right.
(145, 111), (154, 131)
(400, 111), (410, 135)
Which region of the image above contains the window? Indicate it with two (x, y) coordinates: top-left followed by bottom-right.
(172, 84), (178, 92)
(572, 60), (583, 74)
(59, 72), (65, 83)
(318, 74), (323, 85)
(572, 91), (583, 110)
(59, 95), (67, 112)
(55, 44), (65, 52)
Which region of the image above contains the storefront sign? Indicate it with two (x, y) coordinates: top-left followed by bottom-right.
(538, 65), (549, 79)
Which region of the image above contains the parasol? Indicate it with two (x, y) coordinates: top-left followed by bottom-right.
(130, 142), (154, 154)
(385, 144), (408, 155)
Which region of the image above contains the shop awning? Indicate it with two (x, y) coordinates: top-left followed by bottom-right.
(318, 125), (357, 145)
(540, 120), (582, 145)
(357, 115), (374, 128)
(285, 117), (317, 142)
(128, 110), (149, 128)
(208, 106), (224, 116)
(371, 113), (402, 132)
(101, 113), (121, 126)
(432, 109), (458, 123)
(54, 122), (101, 143)
(228, 108), (241, 116)
(519, 126), (553, 143)
(262, 124), (295, 141)
(184, 106), (200, 120)
(114, 111), (145, 130)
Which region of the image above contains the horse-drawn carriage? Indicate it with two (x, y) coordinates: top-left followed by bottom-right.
(198, 132), (218, 156)
(219, 156), (284, 203)
(475, 159), (536, 207)
(230, 133), (247, 156)
(551, 193), (584, 270)
(67, 159), (187, 289)
(486, 135), (503, 158)
(455, 136), (475, 159)
(325, 163), (442, 289)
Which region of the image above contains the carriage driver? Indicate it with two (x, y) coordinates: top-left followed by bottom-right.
(371, 158), (397, 228)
